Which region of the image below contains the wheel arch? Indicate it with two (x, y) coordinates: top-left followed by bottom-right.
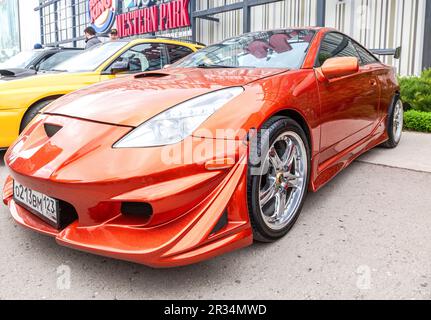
(264, 108), (313, 152)
(20, 95), (63, 131)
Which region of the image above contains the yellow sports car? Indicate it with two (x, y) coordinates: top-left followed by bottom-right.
(0, 38), (203, 149)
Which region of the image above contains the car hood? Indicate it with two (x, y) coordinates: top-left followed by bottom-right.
(44, 67), (286, 127)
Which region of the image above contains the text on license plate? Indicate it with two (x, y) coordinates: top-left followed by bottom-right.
(13, 181), (58, 224)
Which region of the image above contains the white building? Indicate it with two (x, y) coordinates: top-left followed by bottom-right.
(0, 0), (40, 61)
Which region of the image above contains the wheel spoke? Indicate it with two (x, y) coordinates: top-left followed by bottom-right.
(269, 147), (283, 170)
(283, 172), (301, 189)
(287, 177), (301, 189)
(283, 141), (296, 170)
(260, 182), (276, 206)
(270, 192), (286, 221)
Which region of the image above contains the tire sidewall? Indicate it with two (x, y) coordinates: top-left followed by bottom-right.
(247, 117), (311, 241)
(20, 99), (55, 132)
(386, 96), (403, 147)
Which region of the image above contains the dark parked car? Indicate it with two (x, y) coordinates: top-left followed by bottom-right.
(0, 47), (82, 81)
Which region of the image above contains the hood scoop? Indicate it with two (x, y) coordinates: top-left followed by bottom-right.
(134, 72), (170, 79)
(0, 69), (15, 76)
(44, 123), (63, 138)
(0, 68), (37, 77)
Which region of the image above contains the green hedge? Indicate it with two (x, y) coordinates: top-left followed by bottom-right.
(399, 69), (431, 112)
(404, 110), (431, 133)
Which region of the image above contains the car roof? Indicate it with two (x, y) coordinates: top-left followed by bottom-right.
(43, 47), (83, 51)
(118, 37), (205, 49)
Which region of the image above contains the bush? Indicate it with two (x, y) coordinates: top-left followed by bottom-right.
(399, 68), (431, 112)
(404, 110), (431, 133)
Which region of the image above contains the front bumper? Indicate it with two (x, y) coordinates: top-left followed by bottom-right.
(2, 114), (253, 267)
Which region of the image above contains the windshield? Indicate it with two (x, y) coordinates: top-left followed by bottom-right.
(0, 50), (41, 69)
(38, 50), (82, 71)
(177, 29), (315, 69)
(53, 42), (128, 72)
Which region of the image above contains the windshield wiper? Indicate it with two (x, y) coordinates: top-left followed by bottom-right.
(196, 63), (237, 69)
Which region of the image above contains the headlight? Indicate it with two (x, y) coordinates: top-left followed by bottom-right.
(113, 87), (244, 148)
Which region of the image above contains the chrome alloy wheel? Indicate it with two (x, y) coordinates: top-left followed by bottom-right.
(393, 100), (404, 143)
(258, 131), (308, 231)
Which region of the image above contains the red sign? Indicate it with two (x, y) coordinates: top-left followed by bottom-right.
(116, 0), (191, 37)
(89, 0), (113, 23)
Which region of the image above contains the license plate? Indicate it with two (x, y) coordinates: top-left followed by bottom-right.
(13, 180), (59, 227)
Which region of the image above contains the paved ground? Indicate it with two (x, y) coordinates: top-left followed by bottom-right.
(0, 132), (430, 300)
(358, 131), (431, 173)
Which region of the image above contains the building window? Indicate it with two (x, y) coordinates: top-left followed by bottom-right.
(39, 0), (91, 47)
(0, 0), (20, 62)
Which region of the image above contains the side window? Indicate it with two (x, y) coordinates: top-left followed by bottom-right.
(165, 44), (193, 64)
(108, 43), (167, 73)
(353, 42), (379, 65)
(38, 51), (79, 71)
(317, 33), (360, 66)
(34, 53), (55, 70)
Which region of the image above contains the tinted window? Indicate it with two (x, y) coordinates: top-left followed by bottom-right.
(317, 32), (360, 66)
(38, 51), (81, 71)
(177, 29), (315, 69)
(353, 42), (379, 65)
(166, 44), (193, 64)
(108, 43), (167, 73)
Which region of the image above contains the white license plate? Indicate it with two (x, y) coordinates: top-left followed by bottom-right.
(13, 180), (59, 227)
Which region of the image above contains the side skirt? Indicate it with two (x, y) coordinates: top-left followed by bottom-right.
(310, 123), (388, 192)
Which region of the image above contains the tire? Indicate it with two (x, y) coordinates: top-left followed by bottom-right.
(247, 117), (311, 242)
(381, 97), (404, 149)
(20, 99), (55, 133)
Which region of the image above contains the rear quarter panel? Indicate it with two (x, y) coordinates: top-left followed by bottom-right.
(377, 64), (399, 116)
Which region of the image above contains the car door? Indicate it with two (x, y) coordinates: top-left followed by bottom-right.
(100, 42), (168, 81)
(316, 32), (380, 161)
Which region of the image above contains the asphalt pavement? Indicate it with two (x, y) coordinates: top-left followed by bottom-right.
(0, 132), (430, 300)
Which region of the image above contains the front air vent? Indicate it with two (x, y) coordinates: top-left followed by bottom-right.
(121, 202), (153, 219)
(58, 200), (79, 229)
(210, 210), (228, 235)
(134, 72), (170, 79)
(44, 123), (62, 138)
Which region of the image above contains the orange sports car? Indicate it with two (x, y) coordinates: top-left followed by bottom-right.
(2, 27), (403, 267)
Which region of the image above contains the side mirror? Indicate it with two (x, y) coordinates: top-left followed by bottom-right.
(111, 60), (129, 74)
(316, 57), (359, 81)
